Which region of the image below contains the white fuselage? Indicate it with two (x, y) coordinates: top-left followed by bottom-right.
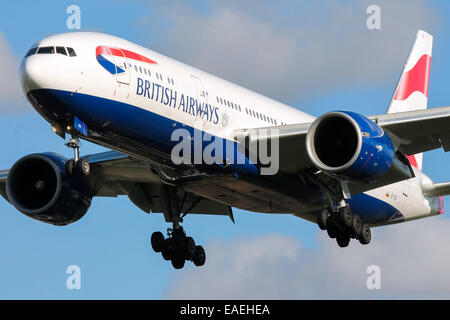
(20, 32), (443, 226)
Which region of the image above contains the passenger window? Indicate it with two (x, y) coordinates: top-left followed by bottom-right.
(56, 47), (67, 55)
(143, 68), (147, 75)
(67, 47), (76, 56)
(139, 66), (143, 73)
(134, 65), (138, 72)
(37, 46), (55, 54)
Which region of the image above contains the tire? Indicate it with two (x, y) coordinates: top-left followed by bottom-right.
(339, 206), (353, 228)
(336, 235), (350, 248)
(151, 232), (165, 253)
(161, 240), (173, 261)
(351, 214), (363, 237)
(171, 256), (185, 269)
(326, 223), (338, 239)
(78, 158), (90, 176)
(359, 224), (371, 245)
(185, 237), (196, 258)
(193, 245), (206, 267)
(65, 159), (75, 176)
(317, 209), (329, 230)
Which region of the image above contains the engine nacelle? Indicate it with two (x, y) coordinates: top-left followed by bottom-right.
(306, 111), (395, 182)
(6, 153), (93, 226)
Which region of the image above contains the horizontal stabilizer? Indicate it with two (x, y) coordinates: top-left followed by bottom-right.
(422, 182), (450, 197)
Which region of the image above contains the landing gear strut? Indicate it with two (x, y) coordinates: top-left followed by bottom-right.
(318, 203), (372, 247)
(64, 135), (90, 176)
(151, 186), (206, 269)
(151, 224), (206, 269)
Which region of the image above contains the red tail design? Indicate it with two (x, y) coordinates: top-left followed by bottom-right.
(393, 54), (431, 101)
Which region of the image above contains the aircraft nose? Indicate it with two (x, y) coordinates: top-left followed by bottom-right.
(20, 55), (45, 95)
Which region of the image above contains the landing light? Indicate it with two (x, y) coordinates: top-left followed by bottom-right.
(50, 123), (65, 139)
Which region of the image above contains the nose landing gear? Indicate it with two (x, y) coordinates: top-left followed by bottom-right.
(64, 135), (90, 177)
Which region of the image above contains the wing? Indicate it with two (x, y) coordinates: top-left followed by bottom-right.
(369, 106), (450, 154)
(0, 150), (233, 218)
(233, 106), (450, 195)
(233, 122), (312, 173)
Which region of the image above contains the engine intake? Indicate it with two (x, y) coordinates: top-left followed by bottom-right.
(6, 153), (93, 225)
(306, 111), (395, 182)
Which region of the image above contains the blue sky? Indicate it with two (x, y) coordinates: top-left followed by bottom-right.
(0, 0), (450, 299)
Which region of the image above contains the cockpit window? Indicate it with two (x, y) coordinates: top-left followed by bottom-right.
(37, 46), (55, 54)
(27, 46), (76, 57)
(56, 46), (67, 55)
(24, 47), (38, 58)
(67, 47), (76, 57)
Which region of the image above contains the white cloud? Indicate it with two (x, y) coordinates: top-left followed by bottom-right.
(145, 0), (440, 104)
(0, 32), (27, 113)
(165, 216), (450, 299)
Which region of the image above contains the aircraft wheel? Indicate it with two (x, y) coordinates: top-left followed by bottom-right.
(336, 235), (350, 248)
(359, 223), (371, 245)
(161, 240), (173, 261)
(151, 232), (165, 253)
(193, 245), (206, 267)
(317, 208), (329, 230)
(326, 223), (338, 239)
(185, 236), (196, 258)
(171, 255), (185, 269)
(351, 214), (363, 237)
(77, 158), (90, 176)
(65, 159), (75, 176)
(339, 206), (353, 228)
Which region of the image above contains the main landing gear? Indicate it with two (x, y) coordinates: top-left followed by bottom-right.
(318, 204), (371, 248)
(151, 224), (206, 269)
(64, 135), (90, 177)
(152, 185), (206, 269)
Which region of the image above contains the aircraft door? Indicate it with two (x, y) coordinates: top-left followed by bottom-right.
(110, 48), (130, 85)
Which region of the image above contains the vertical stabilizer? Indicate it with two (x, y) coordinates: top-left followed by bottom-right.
(387, 30), (433, 170)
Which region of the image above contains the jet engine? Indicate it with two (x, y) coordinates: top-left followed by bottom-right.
(6, 153), (94, 225)
(306, 111), (397, 182)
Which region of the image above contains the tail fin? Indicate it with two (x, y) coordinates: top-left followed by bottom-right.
(387, 30), (433, 170)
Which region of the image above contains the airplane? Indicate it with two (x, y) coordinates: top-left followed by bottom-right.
(1, 29), (450, 269)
